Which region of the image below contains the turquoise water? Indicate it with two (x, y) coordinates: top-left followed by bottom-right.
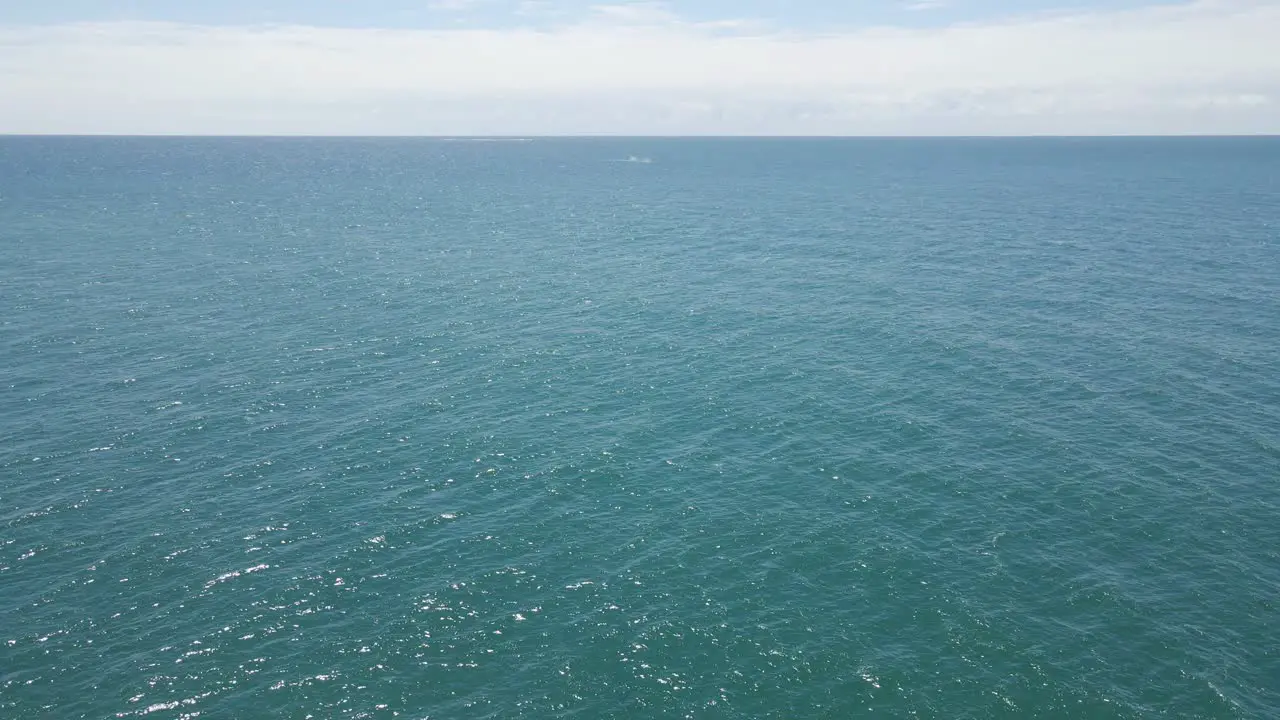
(2, 137), (1278, 719)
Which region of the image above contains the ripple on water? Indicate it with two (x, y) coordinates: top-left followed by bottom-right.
(2, 136), (1279, 718)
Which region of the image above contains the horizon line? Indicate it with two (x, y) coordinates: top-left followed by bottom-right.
(3, 133), (1279, 140)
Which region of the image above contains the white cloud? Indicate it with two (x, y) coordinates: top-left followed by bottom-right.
(515, 0), (557, 16)
(588, 2), (681, 25)
(0, 0), (1277, 134)
(427, 0), (489, 11)
(903, 0), (949, 11)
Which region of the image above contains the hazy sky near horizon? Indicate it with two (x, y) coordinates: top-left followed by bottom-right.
(1, 0), (1277, 135)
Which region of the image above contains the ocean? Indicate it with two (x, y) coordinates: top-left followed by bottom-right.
(2, 136), (1278, 718)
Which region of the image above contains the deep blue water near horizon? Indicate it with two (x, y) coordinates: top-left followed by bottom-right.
(2, 136), (1278, 719)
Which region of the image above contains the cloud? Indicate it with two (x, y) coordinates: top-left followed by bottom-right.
(0, 0), (1277, 134)
(588, 2), (681, 25)
(515, 0), (557, 16)
(427, 0), (488, 11)
(903, 0), (948, 11)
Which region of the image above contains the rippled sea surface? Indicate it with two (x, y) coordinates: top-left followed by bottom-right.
(2, 137), (1278, 719)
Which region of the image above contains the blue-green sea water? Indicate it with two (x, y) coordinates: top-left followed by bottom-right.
(2, 137), (1278, 719)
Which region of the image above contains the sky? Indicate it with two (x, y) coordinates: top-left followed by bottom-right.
(1, 0), (1277, 135)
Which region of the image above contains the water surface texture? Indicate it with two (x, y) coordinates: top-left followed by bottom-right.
(2, 137), (1279, 718)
